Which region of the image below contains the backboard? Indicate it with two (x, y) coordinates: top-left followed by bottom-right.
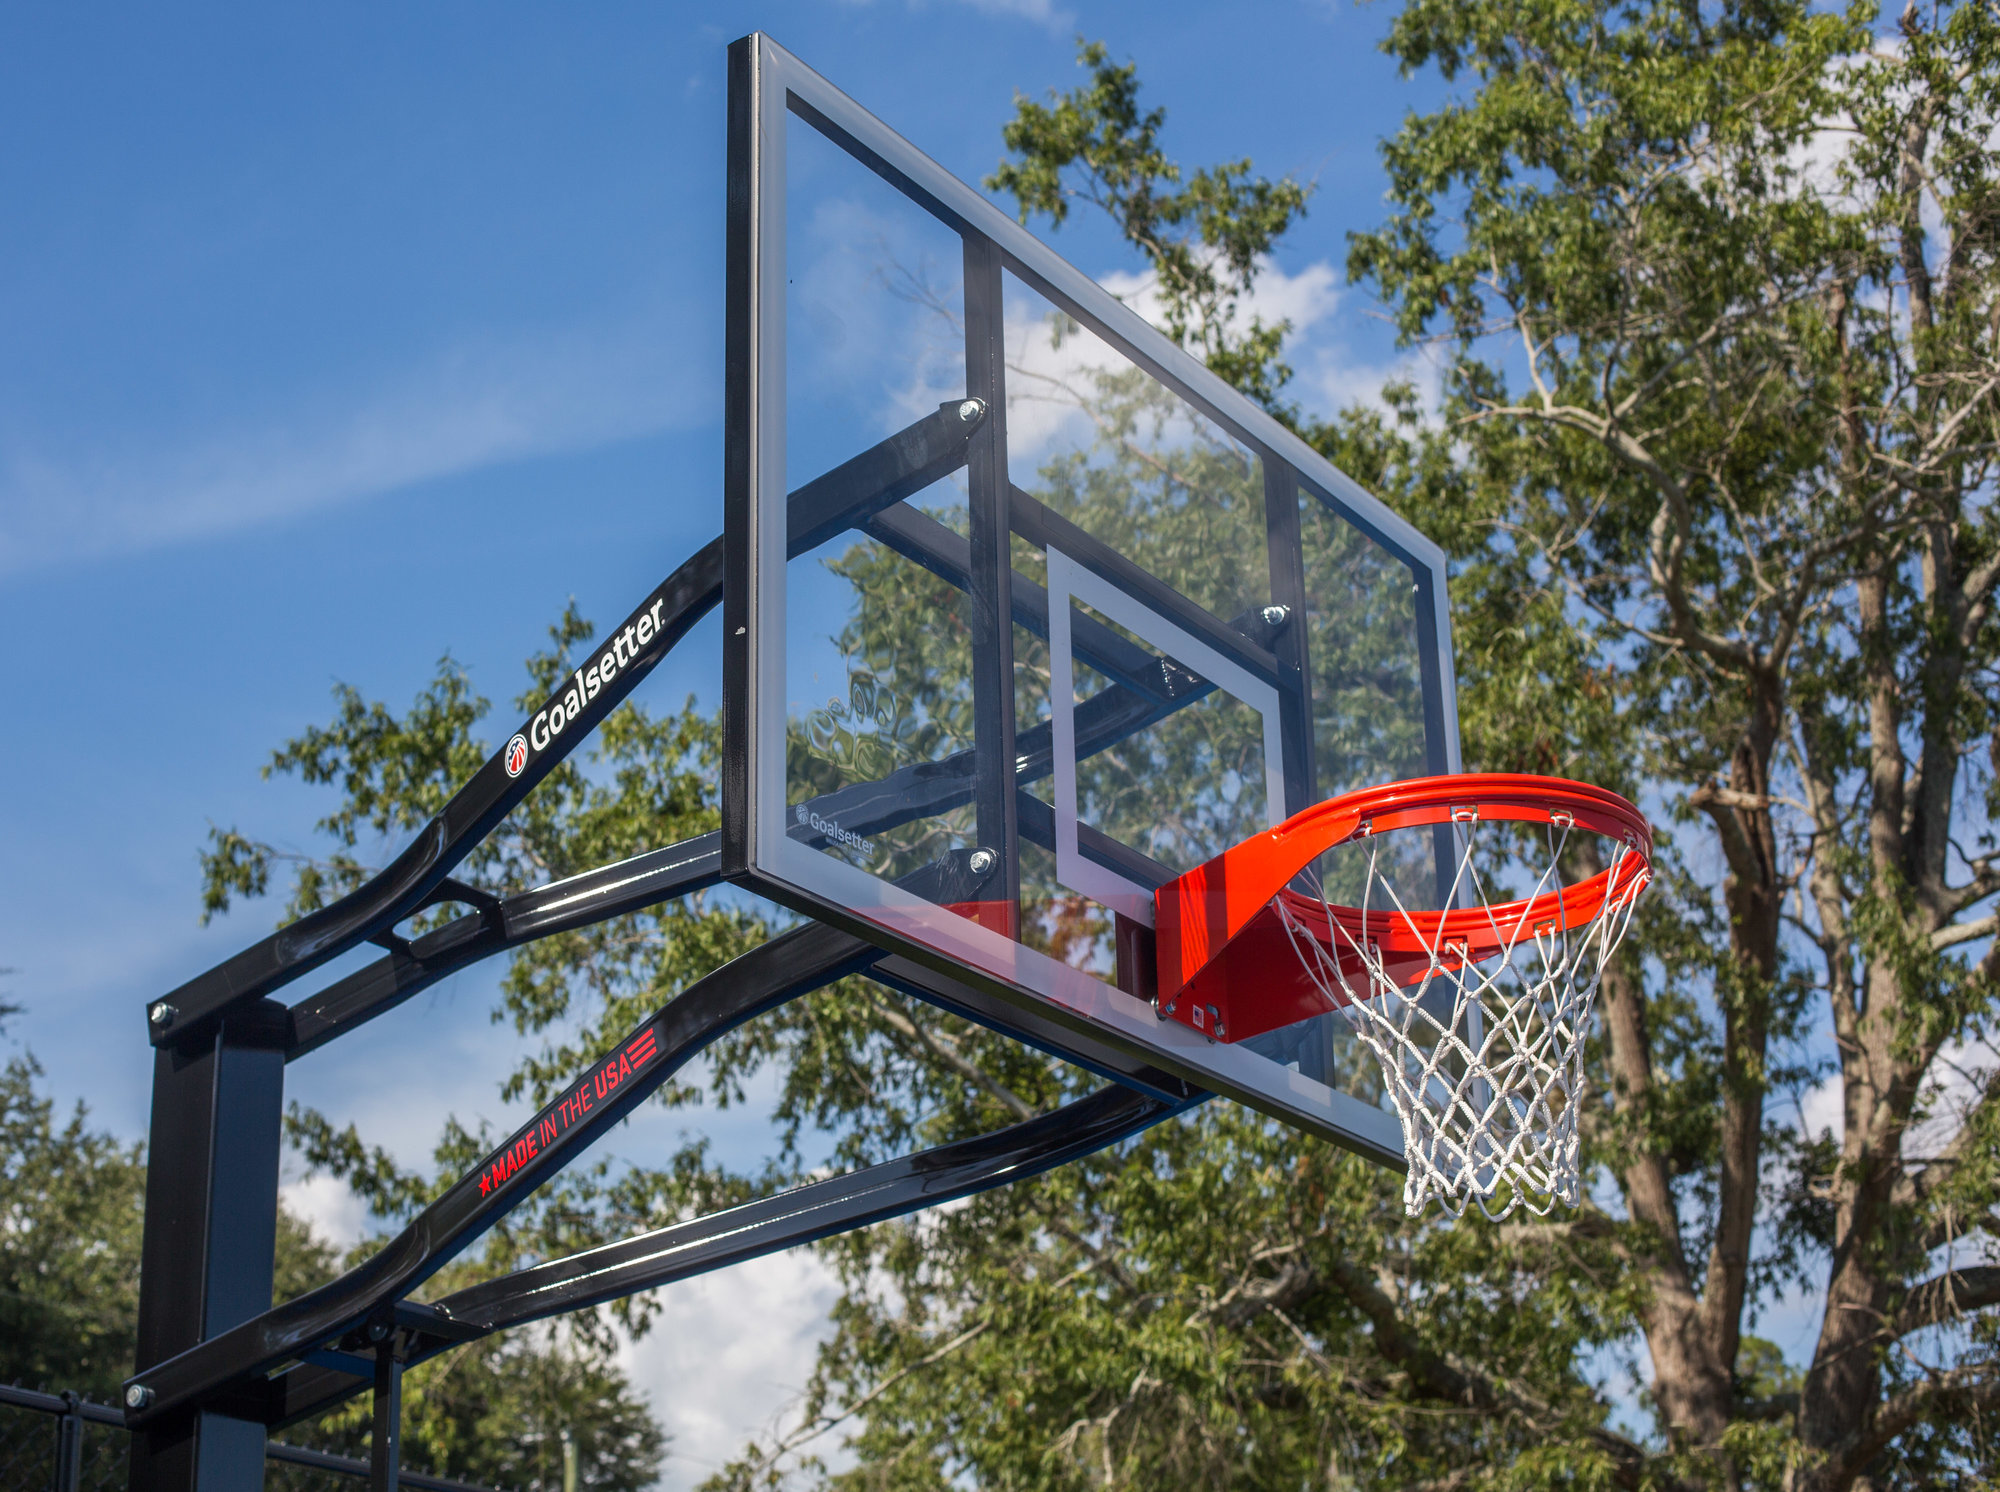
(721, 32), (1460, 1164)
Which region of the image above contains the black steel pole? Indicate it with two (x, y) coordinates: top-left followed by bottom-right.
(368, 1345), (403, 1492)
(56, 1393), (83, 1492)
(129, 1000), (287, 1492)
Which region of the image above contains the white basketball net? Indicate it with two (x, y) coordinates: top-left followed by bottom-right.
(1274, 815), (1647, 1220)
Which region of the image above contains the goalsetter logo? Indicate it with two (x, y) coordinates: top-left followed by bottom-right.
(501, 598), (668, 779)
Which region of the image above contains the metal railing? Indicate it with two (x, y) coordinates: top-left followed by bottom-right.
(0, 1384), (505, 1492)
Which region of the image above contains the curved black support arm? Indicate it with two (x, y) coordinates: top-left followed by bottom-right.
(286, 834), (726, 1059)
(433, 1084), (1181, 1334)
(264, 1084), (1190, 1430)
(149, 398), (986, 1048)
(150, 543), (725, 1049)
(126, 919), (883, 1427)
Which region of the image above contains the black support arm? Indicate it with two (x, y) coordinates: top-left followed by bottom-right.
(126, 920), (883, 1428)
(260, 1083), (1185, 1430)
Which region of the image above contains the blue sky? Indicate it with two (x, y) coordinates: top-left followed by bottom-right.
(0, 1), (1456, 1477)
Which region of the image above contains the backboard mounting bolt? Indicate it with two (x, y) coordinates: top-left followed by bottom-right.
(125, 1385), (153, 1411)
(367, 1322), (389, 1343)
(1260, 604), (1290, 628)
(967, 848), (997, 878)
(957, 398), (985, 423)
(148, 1002), (175, 1028)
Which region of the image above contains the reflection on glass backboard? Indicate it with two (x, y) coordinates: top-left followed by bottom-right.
(723, 33), (1459, 1164)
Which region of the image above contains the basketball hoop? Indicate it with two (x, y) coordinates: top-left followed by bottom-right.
(1155, 775), (1652, 1220)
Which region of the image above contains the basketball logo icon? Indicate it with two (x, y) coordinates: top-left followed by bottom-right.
(504, 734), (529, 778)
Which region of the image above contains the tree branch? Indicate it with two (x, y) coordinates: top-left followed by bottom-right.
(1319, 1254), (1658, 1489)
(1816, 1363), (2000, 1490)
(1890, 1264), (2000, 1337)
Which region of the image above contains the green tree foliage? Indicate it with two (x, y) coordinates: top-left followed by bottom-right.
(989, 43), (1308, 409)
(285, 1308), (666, 1492)
(0, 1052), (146, 1398)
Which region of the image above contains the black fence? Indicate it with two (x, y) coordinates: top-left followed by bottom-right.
(0, 1385), (505, 1492)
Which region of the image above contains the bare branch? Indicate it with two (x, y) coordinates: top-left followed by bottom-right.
(1934, 909), (2000, 954)
(1890, 1264), (2000, 1338)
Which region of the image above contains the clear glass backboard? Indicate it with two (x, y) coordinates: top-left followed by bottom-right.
(722, 33), (1459, 1162)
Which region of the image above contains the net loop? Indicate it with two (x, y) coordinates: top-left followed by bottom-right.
(1275, 804), (1649, 1221)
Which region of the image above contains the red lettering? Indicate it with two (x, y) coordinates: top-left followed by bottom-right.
(541, 1116), (558, 1146)
(627, 1029), (658, 1066)
(578, 1084), (592, 1113)
(618, 1053), (632, 1084)
(523, 1130), (538, 1159)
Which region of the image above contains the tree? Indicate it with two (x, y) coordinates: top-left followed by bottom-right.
(0, 1051), (147, 1398)
(1342, 3), (2000, 1486)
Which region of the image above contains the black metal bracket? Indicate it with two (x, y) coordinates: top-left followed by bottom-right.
(257, 1084), (1189, 1432)
(127, 910), (1198, 1434)
(127, 920), (883, 1429)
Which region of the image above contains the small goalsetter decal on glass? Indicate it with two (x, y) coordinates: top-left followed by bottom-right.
(472, 1024), (662, 1198)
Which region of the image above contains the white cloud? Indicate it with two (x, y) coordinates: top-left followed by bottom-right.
(996, 253), (1431, 465)
(1799, 1066), (1845, 1144)
(620, 1247), (844, 1491)
(1798, 1037), (1994, 1162)
(282, 1172), (374, 1249)
(0, 307), (709, 577)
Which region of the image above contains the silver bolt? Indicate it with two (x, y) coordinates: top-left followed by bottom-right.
(367, 1322), (389, 1342)
(125, 1385), (153, 1411)
(957, 398), (985, 423)
(1261, 604), (1290, 628)
(148, 1002), (174, 1028)
(967, 848), (997, 878)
